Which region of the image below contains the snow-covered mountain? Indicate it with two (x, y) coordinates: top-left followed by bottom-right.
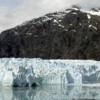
(1, 58), (100, 87)
(0, 7), (100, 60)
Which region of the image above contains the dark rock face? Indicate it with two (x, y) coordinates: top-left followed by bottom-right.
(0, 8), (100, 60)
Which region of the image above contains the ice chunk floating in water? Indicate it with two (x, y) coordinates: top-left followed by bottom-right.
(0, 58), (100, 87)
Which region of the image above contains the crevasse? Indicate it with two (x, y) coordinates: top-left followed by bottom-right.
(0, 58), (100, 87)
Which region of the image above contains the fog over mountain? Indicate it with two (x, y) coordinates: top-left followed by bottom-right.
(0, 0), (100, 32)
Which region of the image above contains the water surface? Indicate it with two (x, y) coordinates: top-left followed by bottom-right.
(0, 85), (100, 100)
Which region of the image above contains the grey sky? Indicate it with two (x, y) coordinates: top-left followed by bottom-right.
(0, 0), (99, 32)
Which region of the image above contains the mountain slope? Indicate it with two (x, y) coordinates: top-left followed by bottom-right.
(0, 8), (100, 60)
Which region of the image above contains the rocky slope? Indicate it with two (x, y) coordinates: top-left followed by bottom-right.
(0, 7), (100, 60)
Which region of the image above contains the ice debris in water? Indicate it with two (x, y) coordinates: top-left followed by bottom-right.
(0, 58), (100, 87)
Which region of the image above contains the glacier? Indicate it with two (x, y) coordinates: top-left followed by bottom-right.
(0, 58), (100, 87)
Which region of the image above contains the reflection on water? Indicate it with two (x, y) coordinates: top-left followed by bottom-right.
(0, 85), (100, 100)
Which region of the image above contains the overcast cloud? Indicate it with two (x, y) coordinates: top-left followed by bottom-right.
(0, 0), (100, 32)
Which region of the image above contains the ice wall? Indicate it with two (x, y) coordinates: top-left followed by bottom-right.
(0, 58), (100, 87)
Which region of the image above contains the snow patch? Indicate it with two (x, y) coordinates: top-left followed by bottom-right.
(65, 10), (71, 13)
(26, 33), (32, 35)
(72, 8), (80, 11)
(70, 24), (73, 26)
(72, 12), (77, 15)
(58, 20), (62, 22)
(89, 24), (97, 30)
(58, 24), (64, 28)
(87, 14), (91, 19)
(64, 29), (68, 31)
(80, 9), (100, 16)
(72, 30), (76, 32)
(53, 19), (59, 24)
(42, 16), (52, 22)
(89, 10), (100, 16)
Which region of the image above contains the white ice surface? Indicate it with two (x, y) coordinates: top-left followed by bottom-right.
(0, 58), (100, 87)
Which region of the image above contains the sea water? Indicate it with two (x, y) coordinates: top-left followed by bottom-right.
(0, 85), (100, 100)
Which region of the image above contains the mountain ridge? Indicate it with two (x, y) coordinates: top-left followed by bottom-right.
(0, 7), (100, 60)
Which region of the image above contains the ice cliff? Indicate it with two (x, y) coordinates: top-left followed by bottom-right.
(0, 58), (100, 87)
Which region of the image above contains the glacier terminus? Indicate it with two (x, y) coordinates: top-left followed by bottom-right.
(0, 58), (100, 87)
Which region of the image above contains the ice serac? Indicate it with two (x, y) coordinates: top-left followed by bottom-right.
(0, 58), (100, 87)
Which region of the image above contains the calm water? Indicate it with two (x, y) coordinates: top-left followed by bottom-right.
(0, 85), (100, 100)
